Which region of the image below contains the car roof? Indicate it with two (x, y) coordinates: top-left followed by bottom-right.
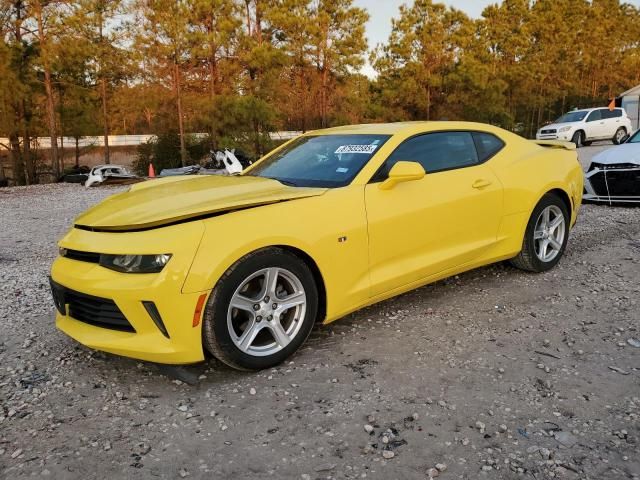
(571, 107), (623, 113)
(306, 121), (505, 136)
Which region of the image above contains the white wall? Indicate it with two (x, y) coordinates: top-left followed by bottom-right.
(0, 131), (302, 150)
(622, 95), (640, 132)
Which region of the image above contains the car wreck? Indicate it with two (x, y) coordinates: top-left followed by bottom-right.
(159, 150), (247, 177)
(84, 165), (143, 188)
(584, 129), (640, 204)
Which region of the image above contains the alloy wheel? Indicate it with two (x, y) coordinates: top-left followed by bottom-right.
(533, 205), (566, 263)
(227, 267), (307, 356)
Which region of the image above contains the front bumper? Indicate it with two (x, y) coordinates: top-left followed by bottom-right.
(536, 133), (572, 141)
(584, 166), (640, 204)
(50, 222), (209, 364)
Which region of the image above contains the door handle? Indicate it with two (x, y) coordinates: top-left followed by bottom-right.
(472, 179), (492, 189)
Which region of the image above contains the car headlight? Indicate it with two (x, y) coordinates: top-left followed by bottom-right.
(558, 126), (572, 133)
(99, 254), (172, 273)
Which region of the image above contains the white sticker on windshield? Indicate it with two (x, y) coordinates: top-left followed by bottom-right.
(336, 167), (349, 173)
(335, 144), (378, 155)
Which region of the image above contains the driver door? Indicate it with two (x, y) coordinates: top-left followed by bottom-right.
(364, 131), (504, 297)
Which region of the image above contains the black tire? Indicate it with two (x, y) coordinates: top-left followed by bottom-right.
(571, 131), (583, 148)
(510, 193), (570, 273)
(202, 248), (318, 371)
(613, 127), (627, 145)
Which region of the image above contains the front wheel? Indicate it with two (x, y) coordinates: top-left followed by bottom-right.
(202, 248), (318, 370)
(571, 131), (583, 148)
(510, 194), (570, 273)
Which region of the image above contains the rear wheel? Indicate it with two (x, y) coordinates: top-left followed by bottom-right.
(510, 193), (570, 273)
(613, 127), (627, 145)
(202, 248), (318, 370)
(571, 131), (583, 148)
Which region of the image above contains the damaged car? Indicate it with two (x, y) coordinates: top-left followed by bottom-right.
(84, 165), (143, 188)
(584, 129), (640, 204)
(50, 122), (583, 370)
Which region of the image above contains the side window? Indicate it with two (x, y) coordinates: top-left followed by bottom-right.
(586, 110), (602, 122)
(601, 109), (616, 120)
(612, 109), (622, 118)
(375, 132), (479, 180)
(472, 132), (505, 162)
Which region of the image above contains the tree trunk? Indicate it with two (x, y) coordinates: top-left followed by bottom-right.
(98, 13), (110, 165)
(9, 133), (25, 186)
(101, 77), (110, 164)
(22, 104), (34, 184)
(60, 133), (64, 174)
(13, 1), (31, 185)
(209, 31), (218, 147)
(75, 137), (80, 167)
(35, 1), (60, 178)
(299, 65), (307, 132)
(174, 62), (187, 167)
(144, 109), (153, 130)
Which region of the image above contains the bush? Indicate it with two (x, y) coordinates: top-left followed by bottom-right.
(132, 133), (210, 176)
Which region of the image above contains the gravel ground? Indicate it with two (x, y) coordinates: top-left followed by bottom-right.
(1, 145), (639, 479)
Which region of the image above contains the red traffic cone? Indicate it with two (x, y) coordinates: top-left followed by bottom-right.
(148, 163), (155, 178)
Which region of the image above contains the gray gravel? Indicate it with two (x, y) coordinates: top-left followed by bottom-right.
(1, 147), (639, 479)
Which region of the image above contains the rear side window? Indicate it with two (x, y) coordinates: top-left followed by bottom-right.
(603, 109), (622, 119)
(472, 132), (505, 162)
(374, 132), (479, 179)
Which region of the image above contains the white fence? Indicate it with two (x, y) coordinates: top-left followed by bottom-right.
(0, 131), (302, 150)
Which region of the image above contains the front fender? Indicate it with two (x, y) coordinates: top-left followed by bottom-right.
(182, 188), (371, 322)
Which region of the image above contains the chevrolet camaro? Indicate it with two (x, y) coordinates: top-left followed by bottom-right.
(50, 122), (583, 370)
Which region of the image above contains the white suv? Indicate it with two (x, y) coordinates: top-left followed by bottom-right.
(536, 107), (633, 147)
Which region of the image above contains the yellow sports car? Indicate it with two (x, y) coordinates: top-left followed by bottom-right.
(50, 122), (583, 370)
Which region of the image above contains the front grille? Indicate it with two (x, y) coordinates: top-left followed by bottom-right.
(62, 249), (100, 264)
(589, 172), (608, 196)
(590, 162), (639, 171)
(50, 280), (135, 332)
(541, 129), (557, 134)
(589, 169), (640, 197)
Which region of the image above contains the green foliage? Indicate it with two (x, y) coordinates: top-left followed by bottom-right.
(2, 0), (640, 185)
(132, 133), (211, 175)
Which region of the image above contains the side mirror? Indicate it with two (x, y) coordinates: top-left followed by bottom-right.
(380, 161), (426, 190)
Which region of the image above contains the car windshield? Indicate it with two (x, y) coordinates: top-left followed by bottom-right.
(555, 111), (588, 123)
(627, 130), (640, 143)
(246, 134), (391, 188)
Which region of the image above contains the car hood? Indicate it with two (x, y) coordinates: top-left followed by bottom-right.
(591, 143), (640, 166)
(74, 175), (328, 231)
(540, 123), (575, 131)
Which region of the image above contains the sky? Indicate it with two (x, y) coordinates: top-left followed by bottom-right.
(353, 0), (495, 76)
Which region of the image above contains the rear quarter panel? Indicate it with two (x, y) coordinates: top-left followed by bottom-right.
(486, 135), (583, 256)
